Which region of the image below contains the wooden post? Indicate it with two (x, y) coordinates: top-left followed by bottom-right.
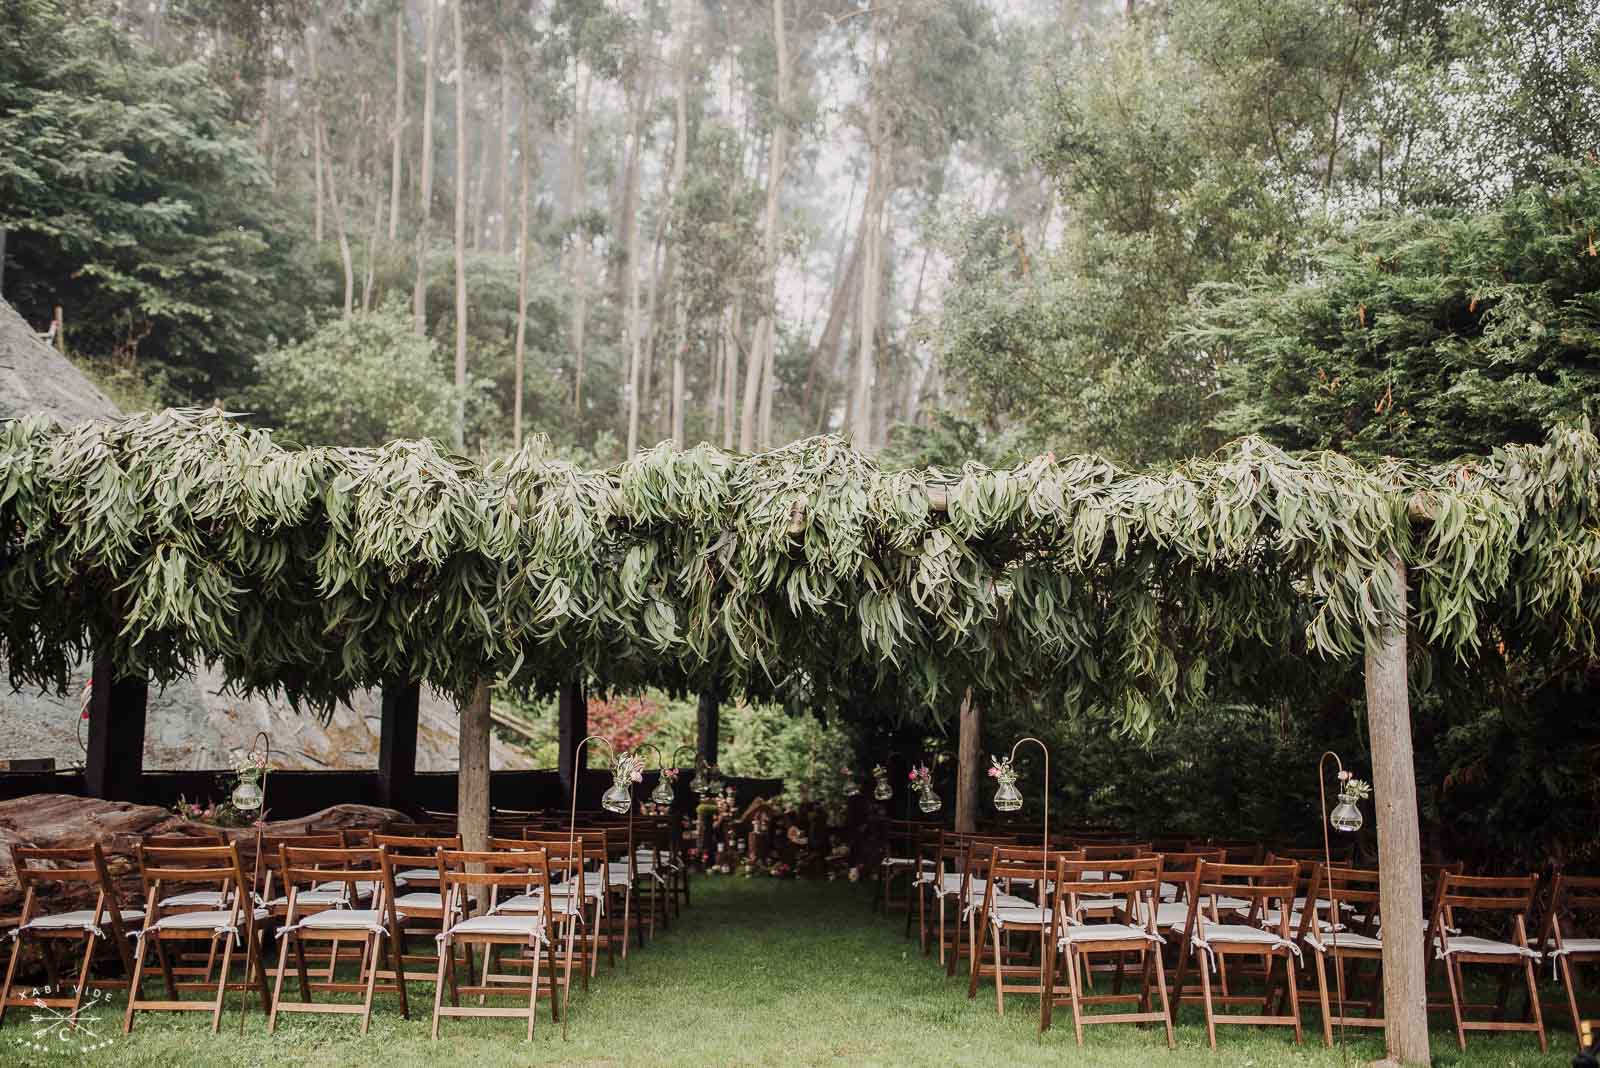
(696, 691), (719, 767)
(457, 677), (491, 853)
(83, 653), (148, 801)
(557, 677), (587, 797)
(53, 305), (64, 353)
(1366, 552), (1430, 1066)
(377, 680), (420, 812)
(955, 687), (980, 833)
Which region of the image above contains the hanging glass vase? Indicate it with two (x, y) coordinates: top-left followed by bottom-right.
(602, 775), (633, 815)
(650, 777), (674, 806)
(1329, 798), (1363, 833)
(992, 768), (1023, 813)
(918, 785), (942, 815)
(872, 774), (892, 802)
(842, 777), (861, 798)
(230, 778), (263, 812)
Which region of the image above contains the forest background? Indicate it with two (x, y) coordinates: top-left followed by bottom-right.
(3, 0), (1599, 864)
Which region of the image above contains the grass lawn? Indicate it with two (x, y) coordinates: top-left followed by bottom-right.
(12, 876), (1574, 1067)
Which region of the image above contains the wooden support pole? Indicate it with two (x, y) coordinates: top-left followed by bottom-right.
(696, 691), (719, 767)
(557, 677), (587, 797)
(457, 677), (491, 853)
(84, 653), (148, 801)
(377, 680), (420, 813)
(1365, 552), (1430, 1067)
(955, 687), (980, 833)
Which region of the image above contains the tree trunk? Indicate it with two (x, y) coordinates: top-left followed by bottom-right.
(451, 0), (468, 449)
(413, 0), (438, 335)
(389, 12), (405, 244)
(569, 64), (591, 416)
(362, 120), (383, 311)
(318, 120), (355, 317)
(308, 29), (324, 245)
(852, 20), (884, 448)
(665, 2), (693, 449)
(723, 299), (740, 449)
(457, 677), (491, 854)
(956, 688), (980, 834)
(495, 44), (512, 253)
(512, 78), (532, 450)
(1366, 553), (1431, 1066)
(623, 54), (657, 458)
(756, 0), (789, 449)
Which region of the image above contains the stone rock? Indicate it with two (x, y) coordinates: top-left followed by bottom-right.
(0, 664), (536, 773)
(0, 296), (118, 424)
(0, 795), (407, 920)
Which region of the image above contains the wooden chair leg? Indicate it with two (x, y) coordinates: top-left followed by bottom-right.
(211, 935), (235, 1034)
(1563, 957), (1584, 1047)
(1523, 955), (1548, 1053)
(991, 920), (1006, 1016)
(0, 931), (24, 1030)
(123, 936), (149, 1034)
(1153, 941), (1176, 1049)
(1066, 946), (1085, 1046)
(269, 932), (291, 1032)
(429, 937), (448, 1041)
(1313, 950), (1333, 1047)
(1443, 954), (1468, 1051)
(1199, 951), (1217, 1050)
(359, 935), (380, 1036)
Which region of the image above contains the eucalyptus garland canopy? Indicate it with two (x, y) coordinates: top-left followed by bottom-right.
(0, 408), (1595, 731)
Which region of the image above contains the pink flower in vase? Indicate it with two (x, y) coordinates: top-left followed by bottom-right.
(987, 766), (999, 778)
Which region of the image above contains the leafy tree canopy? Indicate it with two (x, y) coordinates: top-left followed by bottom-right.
(1196, 162), (1600, 464)
(0, 0), (314, 399)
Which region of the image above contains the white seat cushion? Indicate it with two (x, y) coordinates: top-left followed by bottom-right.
(159, 890), (229, 908)
(1062, 922), (1162, 945)
(1261, 908), (1340, 933)
(1552, 938), (1600, 956)
(492, 892), (584, 916)
(395, 867), (438, 884)
(1307, 931), (1382, 953)
(22, 908), (144, 932)
(1195, 922), (1298, 953)
(294, 909), (390, 932)
(447, 914), (545, 941)
(314, 880), (377, 899)
(1151, 902), (1191, 928)
(154, 908), (268, 932)
(989, 905), (1050, 929)
(393, 892), (443, 910)
(1435, 935), (1540, 959)
(1207, 894), (1252, 912)
(268, 889), (346, 907)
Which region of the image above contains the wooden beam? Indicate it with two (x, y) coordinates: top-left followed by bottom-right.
(955, 687), (980, 833)
(84, 653), (147, 801)
(696, 691), (719, 767)
(557, 677), (587, 796)
(377, 680), (420, 812)
(1365, 552), (1431, 1066)
(457, 677), (491, 853)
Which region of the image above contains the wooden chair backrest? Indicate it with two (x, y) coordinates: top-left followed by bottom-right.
(438, 848), (551, 921)
(254, 832), (344, 898)
(1053, 856), (1162, 918)
(142, 831), (226, 849)
(1194, 861), (1298, 935)
(1541, 874), (1600, 947)
(1080, 842), (1151, 861)
(1324, 865), (1381, 931)
(136, 843), (252, 929)
(280, 845), (387, 912)
(9, 844), (129, 937)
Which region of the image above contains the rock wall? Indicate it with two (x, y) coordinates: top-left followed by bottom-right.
(0, 662), (536, 772)
(0, 795), (407, 920)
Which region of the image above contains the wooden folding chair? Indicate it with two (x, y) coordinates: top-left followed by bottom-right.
(431, 849), (570, 1041)
(1171, 860), (1303, 1049)
(967, 846), (1058, 1011)
(254, 832), (347, 979)
(1540, 873), (1600, 1048)
(1045, 855), (1173, 1046)
(522, 832), (608, 976)
(1430, 871), (1546, 1053)
(0, 844), (141, 1030)
(1306, 865), (1386, 1046)
(373, 832), (459, 982)
(268, 845), (408, 1034)
(124, 843), (271, 1034)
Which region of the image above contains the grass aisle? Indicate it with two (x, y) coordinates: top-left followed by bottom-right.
(36, 876), (1568, 1066)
